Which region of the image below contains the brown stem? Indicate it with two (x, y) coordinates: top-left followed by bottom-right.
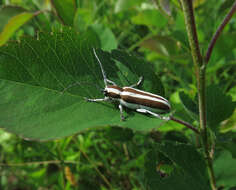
(170, 116), (199, 134)
(180, 1), (216, 189)
(180, 0), (203, 68)
(205, 1), (236, 63)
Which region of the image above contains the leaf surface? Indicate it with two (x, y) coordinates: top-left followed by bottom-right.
(0, 28), (166, 140)
(144, 142), (211, 190)
(214, 150), (236, 189)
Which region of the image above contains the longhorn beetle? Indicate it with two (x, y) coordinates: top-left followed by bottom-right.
(85, 49), (171, 121)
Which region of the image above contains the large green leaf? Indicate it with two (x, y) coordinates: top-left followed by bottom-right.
(0, 28), (167, 140)
(144, 142), (211, 190)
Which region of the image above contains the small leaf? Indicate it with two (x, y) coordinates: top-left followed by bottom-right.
(0, 12), (36, 46)
(171, 30), (189, 50)
(0, 6), (26, 31)
(144, 142), (210, 190)
(179, 85), (235, 129)
(140, 35), (179, 57)
(218, 0), (235, 14)
(74, 8), (93, 31)
(209, 33), (236, 66)
(179, 91), (199, 121)
(214, 150), (236, 189)
(216, 132), (236, 158)
(51, 0), (76, 26)
(220, 110), (236, 132)
(89, 24), (118, 51)
(114, 0), (143, 13)
(131, 10), (168, 29)
(221, 141), (236, 159)
(206, 85), (235, 128)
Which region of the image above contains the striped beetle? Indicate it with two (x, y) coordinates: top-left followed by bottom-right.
(86, 49), (171, 121)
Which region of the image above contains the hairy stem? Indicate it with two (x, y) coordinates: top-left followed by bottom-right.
(205, 1), (236, 63)
(179, 0), (216, 189)
(170, 116), (199, 134)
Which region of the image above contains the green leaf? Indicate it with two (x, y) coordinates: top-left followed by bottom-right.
(104, 126), (134, 142)
(209, 33), (236, 66)
(144, 142), (210, 190)
(206, 85), (235, 129)
(114, 0), (143, 13)
(0, 6), (26, 32)
(179, 85), (235, 129)
(220, 110), (236, 133)
(171, 30), (189, 50)
(89, 24), (118, 51)
(51, 0), (76, 26)
(74, 8), (93, 32)
(0, 12), (36, 46)
(214, 150), (236, 189)
(193, 0), (206, 8)
(0, 28), (166, 140)
(179, 91), (199, 121)
(140, 34), (190, 62)
(140, 35), (178, 57)
(218, 0), (235, 14)
(164, 131), (189, 143)
(221, 141), (236, 159)
(111, 50), (165, 96)
(216, 132), (236, 159)
(131, 10), (168, 29)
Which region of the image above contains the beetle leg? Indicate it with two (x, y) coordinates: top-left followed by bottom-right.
(129, 76), (143, 88)
(84, 96), (109, 102)
(136, 108), (170, 121)
(119, 104), (125, 121)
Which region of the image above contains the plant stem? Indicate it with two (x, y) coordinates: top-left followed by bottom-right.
(179, 1), (216, 189)
(205, 1), (236, 63)
(169, 116), (199, 134)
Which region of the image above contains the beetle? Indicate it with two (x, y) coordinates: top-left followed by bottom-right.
(85, 49), (171, 121)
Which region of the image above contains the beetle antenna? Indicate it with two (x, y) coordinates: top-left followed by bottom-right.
(93, 48), (108, 86)
(61, 81), (101, 94)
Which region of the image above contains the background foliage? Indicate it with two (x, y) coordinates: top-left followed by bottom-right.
(0, 0), (235, 189)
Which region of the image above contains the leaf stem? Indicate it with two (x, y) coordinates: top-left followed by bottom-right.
(205, 1), (236, 63)
(179, 0), (216, 189)
(169, 116), (200, 134)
